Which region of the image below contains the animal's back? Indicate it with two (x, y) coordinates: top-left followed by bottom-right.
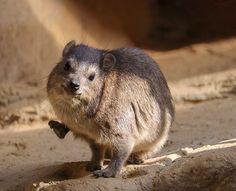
(112, 47), (174, 120)
(113, 48), (172, 100)
(98, 48), (174, 153)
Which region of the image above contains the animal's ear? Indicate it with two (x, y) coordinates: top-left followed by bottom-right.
(101, 53), (116, 72)
(62, 40), (76, 57)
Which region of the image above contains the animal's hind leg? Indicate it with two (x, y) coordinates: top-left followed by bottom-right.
(127, 134), (169, 165)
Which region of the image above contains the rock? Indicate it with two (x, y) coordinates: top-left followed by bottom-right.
(181, 147), (194, 155)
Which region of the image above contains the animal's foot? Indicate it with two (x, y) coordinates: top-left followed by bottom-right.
(86, 162), (102, 172)
(93, 168), (116, 178)
(127, 154), (144, 164)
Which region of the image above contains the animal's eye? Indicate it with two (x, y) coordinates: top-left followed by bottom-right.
(64, 61), (71, 71)
(88, 73), (95, 81)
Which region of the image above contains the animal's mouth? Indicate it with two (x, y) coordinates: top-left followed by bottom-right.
(61, 84), (82, 98)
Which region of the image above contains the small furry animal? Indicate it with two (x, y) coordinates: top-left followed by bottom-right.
(47, 41), (174, 177)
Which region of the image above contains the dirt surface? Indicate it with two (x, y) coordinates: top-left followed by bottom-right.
(0, 39), (236, 191)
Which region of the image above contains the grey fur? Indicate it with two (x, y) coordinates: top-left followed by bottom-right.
(47, 42), (175, 178)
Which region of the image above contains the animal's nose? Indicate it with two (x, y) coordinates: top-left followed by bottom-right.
(69, 80), (80, 91)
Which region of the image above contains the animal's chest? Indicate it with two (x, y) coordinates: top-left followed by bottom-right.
(53, 103), (100, 139)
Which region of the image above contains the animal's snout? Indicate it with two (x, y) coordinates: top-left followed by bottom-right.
(69, 80), (80, 92)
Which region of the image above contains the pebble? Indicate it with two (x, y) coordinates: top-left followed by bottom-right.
(181, 147), (194, 155)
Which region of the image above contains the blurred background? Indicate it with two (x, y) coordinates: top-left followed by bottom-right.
(0, 1), (236, 190)
(0, 0), (236, 82)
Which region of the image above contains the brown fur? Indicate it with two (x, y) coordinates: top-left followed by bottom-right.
(47, 41), (174, 177)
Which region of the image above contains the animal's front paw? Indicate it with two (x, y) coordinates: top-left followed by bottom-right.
(48, 120), (70, 139)
(93, 168), (116, 178)
(86, 162), (102, 172)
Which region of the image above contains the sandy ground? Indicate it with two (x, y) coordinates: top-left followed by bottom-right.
(1, 94), (236, 191)
(0, 40), (236, 190)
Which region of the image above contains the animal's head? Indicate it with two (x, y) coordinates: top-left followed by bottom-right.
(47, 41), (116, 110)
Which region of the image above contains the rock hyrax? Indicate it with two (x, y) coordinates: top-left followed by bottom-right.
(47, 41), (174, 177)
